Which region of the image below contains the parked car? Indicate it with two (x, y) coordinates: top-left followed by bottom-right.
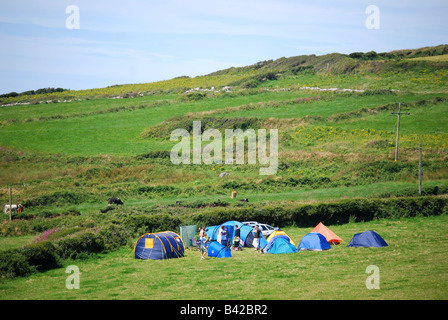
(242, 221), (259, 228)
(242, 221), (279, 237)
(258, 224), (280, 237)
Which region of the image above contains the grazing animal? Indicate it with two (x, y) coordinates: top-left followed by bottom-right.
(3, 204), (23, 214)
(108, 197), (124, 205)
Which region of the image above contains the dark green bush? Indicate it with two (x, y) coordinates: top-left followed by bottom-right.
(22, 240), (62, 271)
(0, 240), (62, 278)
(0, 250), (33, 279)
(124, 214), (182, 235)
(56, 229), (104, 260)
(135, 150), (170, 160)
(55, 224), (131, 260)
(99, 224), (132, 251)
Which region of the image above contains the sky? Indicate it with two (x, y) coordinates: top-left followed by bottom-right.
(0, 0), (447, 94)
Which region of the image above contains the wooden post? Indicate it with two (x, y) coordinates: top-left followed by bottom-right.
(419, 142), (422, 196)
(9, 187), (12, 221)
(391, 103), (410, 161)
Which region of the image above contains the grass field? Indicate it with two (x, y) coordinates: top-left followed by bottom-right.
(0, 46), (447, 301)
(1, 214), (447, 300)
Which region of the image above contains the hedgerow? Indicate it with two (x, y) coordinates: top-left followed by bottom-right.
(190, 196), (448, 228)
(0, 224), (132, 279)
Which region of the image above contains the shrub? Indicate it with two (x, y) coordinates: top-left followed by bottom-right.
(0, 250), (32, 279)
(0, 240), (62, 278)
(55, 224), (131, 260)
(56, 229), (105, 260)
(34, 228), (60, 242)
(180, 92), (207, 101)
(98, 224), (132, 251)
(21, 241), (62, 271)
(135, 150), (170, 160)
(124, 214), (182, 235)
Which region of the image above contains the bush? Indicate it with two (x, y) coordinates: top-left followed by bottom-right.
(135, 150), (170, 160)
(22, 241), (62, 271)
(180, 92), (207, 101)
(124, 214), (182, 235)
(0, 250), (33, 279)
(55, 224), (132, 260)
(55, 229), (104, 260)
(0, 240), (62, 279)
(230, 72), (279, 89)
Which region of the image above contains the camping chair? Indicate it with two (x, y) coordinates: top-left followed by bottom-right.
(192, 237), (200, 249)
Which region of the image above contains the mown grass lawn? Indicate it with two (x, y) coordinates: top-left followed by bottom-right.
(1, 214), (447, 300)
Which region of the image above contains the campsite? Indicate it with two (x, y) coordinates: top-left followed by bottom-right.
(1, 43), (448, 301)
(1, 215), (447, 300)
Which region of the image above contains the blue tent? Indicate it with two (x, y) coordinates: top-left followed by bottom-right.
(267, 237), (298, 254)
(298, 232), (331, 251)
(205, 220), (268, 251)
(346, 230), (388, 248)
(134, 231), (185, 260)
(207, 241), (232, 258)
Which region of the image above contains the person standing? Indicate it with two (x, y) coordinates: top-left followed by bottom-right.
(233, 225), (241, 250)
(234, 225), (241, 239)
(199, 226), (207, 260)
(221, 227), (228, 247)
(217, 225), (224, 245)
(253, 225), (263, 253)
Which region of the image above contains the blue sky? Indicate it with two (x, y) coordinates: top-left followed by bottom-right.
(0, 0), (447, 94)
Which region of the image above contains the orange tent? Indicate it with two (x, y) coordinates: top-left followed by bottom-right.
(311, 222), (342, 244)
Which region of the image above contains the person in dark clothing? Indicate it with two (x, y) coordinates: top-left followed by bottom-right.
(233, 225), (241, 251)
(253, 225), (263, 253)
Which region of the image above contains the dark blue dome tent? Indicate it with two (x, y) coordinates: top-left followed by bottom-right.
(134, 231), (185, 260)
(346, 230), (388, 248)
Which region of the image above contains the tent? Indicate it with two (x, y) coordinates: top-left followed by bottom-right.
(311, 222), (343, 244)
(297, 232), (331, 251)
(205, 220), (239, 243)
(207, 241), (232, 258)
(134, 231), (185, 260)
(266, 230), (296, 250)
(267, 237), (298, 254)
(346, 230), (388, 248)
(205, 220), (268, 251)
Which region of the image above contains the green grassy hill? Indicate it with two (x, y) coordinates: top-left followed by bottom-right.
(0, 45), (447, 300)
(1, 45), (447, 207)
